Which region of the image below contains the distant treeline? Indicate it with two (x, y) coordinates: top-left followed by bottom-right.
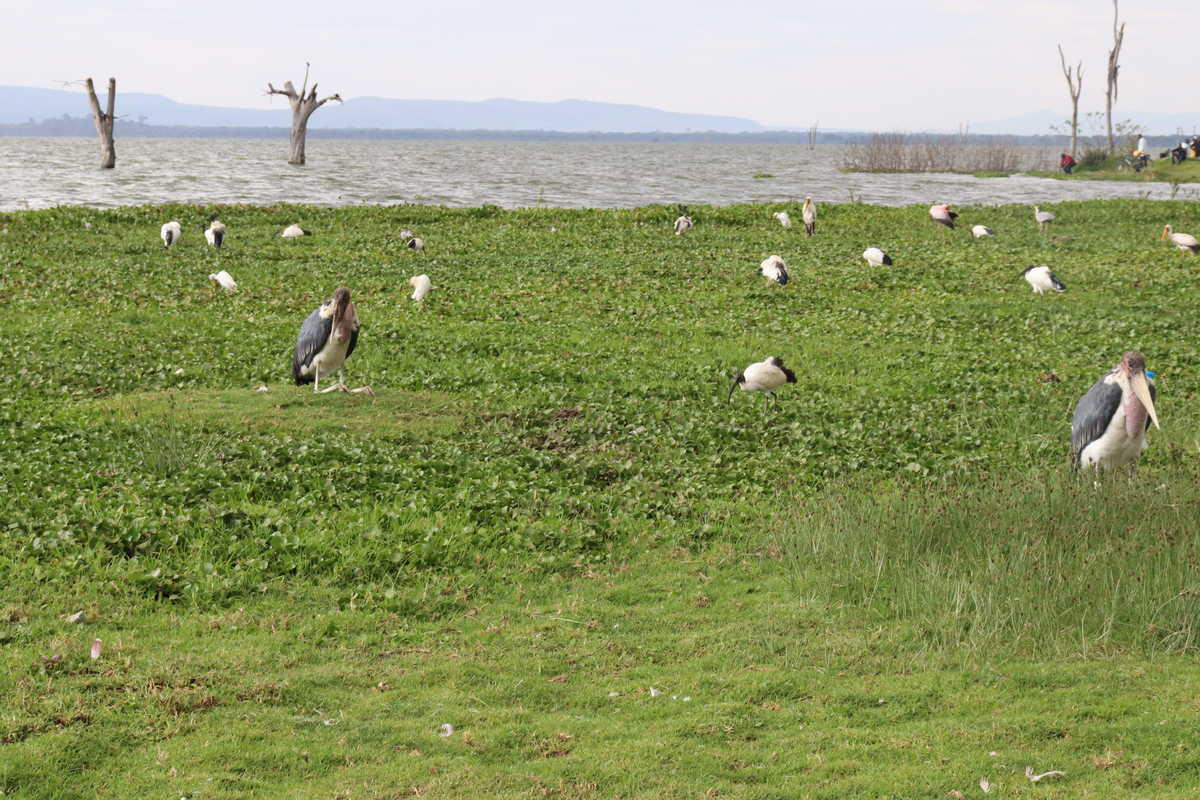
(0, 114), (1182, 146)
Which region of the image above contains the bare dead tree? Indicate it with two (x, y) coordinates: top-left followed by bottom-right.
(807, 121), (819, 150)
(266, 63), (342, 165)
(1057, 45), (1083, 159)
(85, 77), (116, 169)
(1105, 0), (1125, 154)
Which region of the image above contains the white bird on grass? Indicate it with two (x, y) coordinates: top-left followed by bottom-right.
(674, 215), (693, 235)
(160, 220), (182, 247)
(409, 274), (432, 301)
(292, 287), (373, 395)
(728, 356), (797, 412)
(208, 270), (237, 292)
(758, 255), (789, 286)
(406, 236), (425, 252)
(1072, 351), (1159, 471)
(280, 224), (311, 238)
(773, 211), (792, 228)
(204, 218), (226, 248)
(802, 197), (817, 236)
(1022, 265), (1065, 295)
(929, 204), (957, 229)
(863, 247), (892, 267)
(1034, 206), (1056, 231)
(972, 224), (994, 238)
(1162, 224), (1199, 255)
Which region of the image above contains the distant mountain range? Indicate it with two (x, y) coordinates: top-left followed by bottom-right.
(0, 85), (765, 133)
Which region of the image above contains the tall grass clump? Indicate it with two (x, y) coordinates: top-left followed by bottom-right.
(841, 132), (1051, 174)
(774, 467), (1200, 658)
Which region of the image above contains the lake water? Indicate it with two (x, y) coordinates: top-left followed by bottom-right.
(0, 137), (1193, 212)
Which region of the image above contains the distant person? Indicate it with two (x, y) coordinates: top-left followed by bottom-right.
(1191, 137), (1200, 159)
(1060, 153), (1077, 174)
(1136, 134), (1147, 154)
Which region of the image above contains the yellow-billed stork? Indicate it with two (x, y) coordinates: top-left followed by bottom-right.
(802, 197), (816, 236)
(1162, 225), (1199, 255)
(929, 204), (957, 229)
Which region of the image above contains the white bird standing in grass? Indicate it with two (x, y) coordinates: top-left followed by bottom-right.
(773, 211), (792, 228)
(929, 204), (957, 229)
(802, 197), (816, 235)
(292, 287), (373, 395)
(1023, 265), (1066, 295)
(1072, 351), (1159, 471)
(406, 236), (425, 252)
(972, 225), (994, 238)
(160, 220), (182, 247)
(1034, 206), (1055, 231)
(758, 255), (789, 286)
(728, 356), (797, 411)
(409, 274), (432, 301)
(863, 247), (892, 266)
(1162, 224), (1199, 255)
(208, 270), (237, 292)
(280, 224), (311, 238)
(204, 218), (226, 248)
(674, 215), (693, 235)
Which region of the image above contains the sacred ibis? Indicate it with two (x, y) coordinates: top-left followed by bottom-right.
(1162, 225), (1199, 255)
(1023, 265), (1065, 295)
(409, 274), (432, 301)
(674, 215), (693, 235)
(773, 211), (792, 228)
(728, 356), (796, 412)
(280, 224), (311, 238)
(204, 219), (226, 248)
(406, 236), (425, 252)
(863, 247), (892, 266)
(292, 287), (373, 395)
(972, 225), (994, 239)
(208, 270), (237, 292)
(758, 255), (789, 286)
(802, 197), (816, 236)
(160, 221), (182, 247)
(929, 204), (957, 229)
(1071, 351), (1159, 470)
(1034, 206), (1055, 231)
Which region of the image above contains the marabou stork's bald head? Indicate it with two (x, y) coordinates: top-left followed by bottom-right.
(1117, 351), (1160, 431)
(330, 287), (357, 343)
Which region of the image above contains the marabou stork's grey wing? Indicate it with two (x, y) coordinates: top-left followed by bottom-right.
(292, 307), (331, 384)
(1070, 377), (1120, 463)
(345, 319), (360, 361)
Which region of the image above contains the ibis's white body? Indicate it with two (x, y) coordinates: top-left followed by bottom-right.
(204, 220), (226, 247)
(737, 358), (793, 394)
(862, 247), (891, 267)
(208, 270), (237, 292)
(160, 221), (182, 247)
(773, 211), (792, 228)
(409, 274), (432, 301)
(972, 225), (994, 238)
(758, 255), (788, 285)
(674, 215), (693, 235)
(281, 224), (307, 239)
(1024, 266), (1064, 294)
(1164, 225), (1199, 254)
(407, 236), (425, 252)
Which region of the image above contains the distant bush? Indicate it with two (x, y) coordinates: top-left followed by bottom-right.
(1079, 148), (1109, 169)
(841, 132), (1051, 174)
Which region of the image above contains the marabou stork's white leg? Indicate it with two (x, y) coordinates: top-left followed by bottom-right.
(313, 365), (321, 393)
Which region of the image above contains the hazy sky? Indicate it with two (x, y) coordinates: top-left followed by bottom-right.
(3, 0), (1192, 129)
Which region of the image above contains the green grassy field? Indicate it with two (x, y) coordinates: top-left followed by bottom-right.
(2, 199), (1200, 798)
(1027, 156), (1200, 184)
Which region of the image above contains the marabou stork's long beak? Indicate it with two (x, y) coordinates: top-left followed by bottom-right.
(1131, 370), (1160, 429)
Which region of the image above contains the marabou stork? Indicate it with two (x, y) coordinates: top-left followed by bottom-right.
(863, 247), (892, 267)
(802, 197), (817, 236)
(972, 225), (994, 239)
(1034, 206), (1055, 231)
(204, 219), (226, 248)
(728, 356), (796, 411)
(758, 255), (789, 286)
(1023, 265), (1065, 295)
(160, 221), (182, 247)
(280, 224), (311, 238)
(409, 274), (432, 301)
(1162, 225), (1199, 255)
(292, 287), (373, 395)
(208, 270), (237, 292)
(674, 215), (693, 235)
(1071, 351), (1159, 470)
(929, 204), (957, 229)
(773, 211), (792, 228)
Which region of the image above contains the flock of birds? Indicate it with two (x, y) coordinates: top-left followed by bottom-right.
(149, 196), (1184, 473)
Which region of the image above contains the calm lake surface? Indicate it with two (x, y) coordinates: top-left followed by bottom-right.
(0, 137), (1193, 212)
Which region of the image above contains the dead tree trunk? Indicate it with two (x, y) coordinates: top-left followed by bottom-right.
(266, 64), (342, 165)
(1105, 0), (1125, 154)
(1057, 45), (1082, 159)
(85, 77), (116, 169)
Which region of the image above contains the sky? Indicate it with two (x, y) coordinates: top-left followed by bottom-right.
(2, 0), (1193, 130)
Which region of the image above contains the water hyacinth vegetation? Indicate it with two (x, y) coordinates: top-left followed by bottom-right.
(3, 199), (1200, 797)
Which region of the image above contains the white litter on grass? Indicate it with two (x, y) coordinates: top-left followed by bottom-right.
(649, 687), (662, 697)
(438, 723), (454, 737)
(1025, 767), (1065, 783)
(988, 751), (998, 756)
(682, 696), (691, 702)
(322, 719), (339, 726)
(90, 638), (102, 660)
(254, 385), (269, 392)
(64, 611), (86, 624)
(173, 368), (185, 375)
(979, 778), (992, 793)
(608, 691), (620, 697)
